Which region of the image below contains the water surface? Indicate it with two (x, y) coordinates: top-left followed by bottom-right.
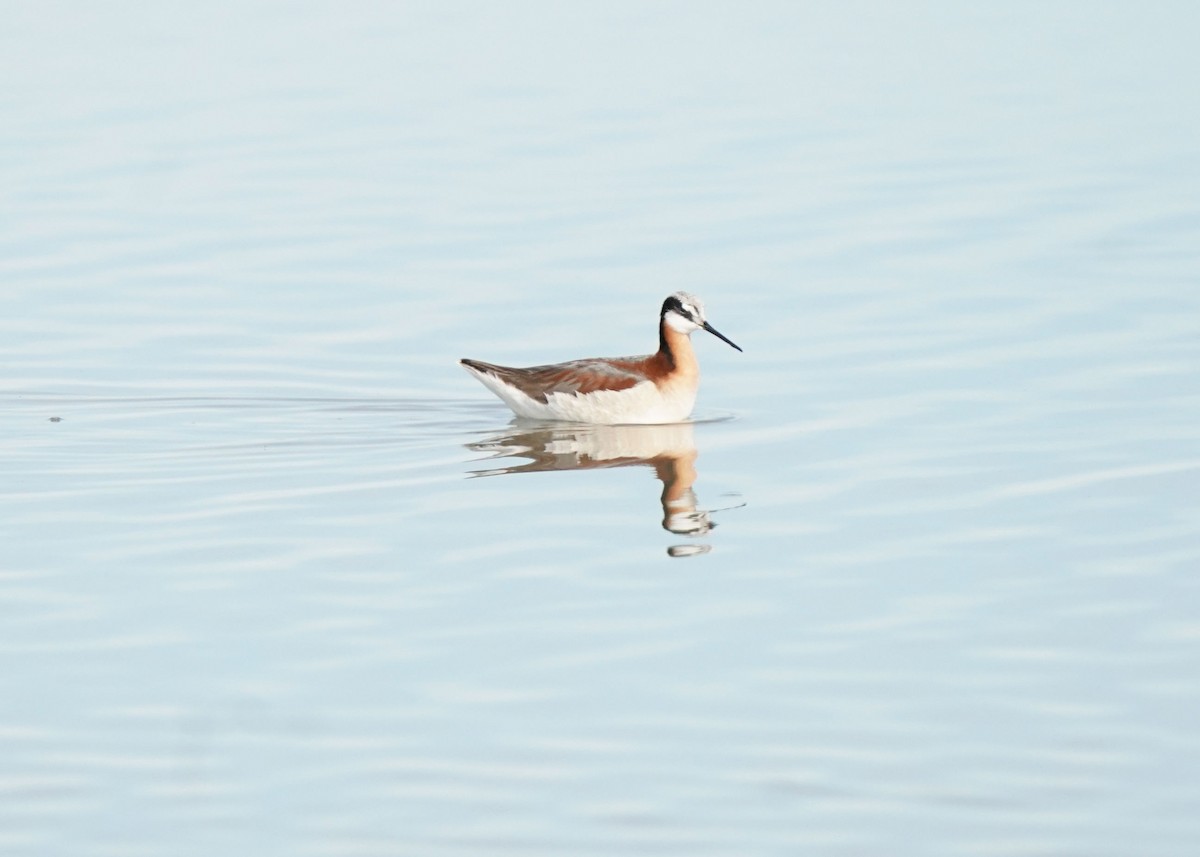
(3, 4), (1199, 855)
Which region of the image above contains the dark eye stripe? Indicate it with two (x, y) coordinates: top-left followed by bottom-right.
(661, 295), (699, 321)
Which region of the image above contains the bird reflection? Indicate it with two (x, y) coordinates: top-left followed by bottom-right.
(466, 422), (737, 556)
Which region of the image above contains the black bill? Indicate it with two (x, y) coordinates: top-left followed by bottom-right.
(703, 321), (743, 352)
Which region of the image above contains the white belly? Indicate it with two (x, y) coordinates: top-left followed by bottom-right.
(472, 371), (698, 424)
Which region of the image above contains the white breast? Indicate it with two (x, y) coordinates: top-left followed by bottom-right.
(473, 372), (697, 424)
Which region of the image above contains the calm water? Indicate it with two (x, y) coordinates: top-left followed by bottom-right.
(3, 4), (1200, 855)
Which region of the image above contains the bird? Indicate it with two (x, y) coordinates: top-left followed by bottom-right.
(459, 291), (741, 424)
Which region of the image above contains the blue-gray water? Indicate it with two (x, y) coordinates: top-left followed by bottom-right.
(3, 4), (1199, 855)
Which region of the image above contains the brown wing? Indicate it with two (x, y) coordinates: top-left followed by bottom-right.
(461, 356), (659, 403)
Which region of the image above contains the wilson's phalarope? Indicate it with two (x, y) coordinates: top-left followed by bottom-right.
(460, 291), (741, 424)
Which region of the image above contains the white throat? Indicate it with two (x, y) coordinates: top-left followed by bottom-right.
(664, 310), (701, 335)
